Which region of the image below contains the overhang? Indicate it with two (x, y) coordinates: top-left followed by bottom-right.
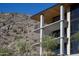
(31, 3), (73, 24)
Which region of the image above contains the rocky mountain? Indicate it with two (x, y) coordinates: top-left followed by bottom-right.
(0, 13), (40, 56)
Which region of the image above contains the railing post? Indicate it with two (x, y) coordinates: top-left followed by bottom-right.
(67, 7), (71, 55)
(40, 14), (44, 56)
(60, 5), (64, 56)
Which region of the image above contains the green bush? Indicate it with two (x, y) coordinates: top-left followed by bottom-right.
(0, 48), (13, 56)
(42, 35), (59, 55)
(16, 41), (26, 55)
(15, 36), (23, 40)
(71, 32), (79, 41)
(71, 32), (79, 53)
(42, 35), (58, 51)
(15, 39), (32, 55)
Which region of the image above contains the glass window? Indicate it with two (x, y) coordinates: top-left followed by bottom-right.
(71, 4), (79, 54)
(71, 6), (79, 35)
(71, 4), (79, 20)
(71, 20), (79, 34)
(50, 28), (67, 38)
(52, 16), (60, 22)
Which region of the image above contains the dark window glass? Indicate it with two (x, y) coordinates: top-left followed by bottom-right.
(71, 20), (79, 34)
(71, 5), (79, 35)
(71, 4), (79, 20)
(52, 13), (66, 23)
(70, 4), (79, 54)
(50, 28), (67, 37)
(52, 16), (60, 22)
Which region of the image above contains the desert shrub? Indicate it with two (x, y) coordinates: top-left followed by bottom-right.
(15, 39), (32, 55)
(16, 40), (26, 55)
(42, 35), (59, 55)
(71, 32), (79, 53)
(13, 29), (17, 33)
(71, 32), (79, 41)
(15, 36), (23, 40)
(42, 35), (58, 51)
(30, 50), (39, 56)
(0, 48), (13, 56)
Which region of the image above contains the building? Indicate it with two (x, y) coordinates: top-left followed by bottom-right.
(31, 3), (79, 56)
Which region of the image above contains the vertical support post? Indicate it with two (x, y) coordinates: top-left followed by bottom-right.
(60, 5), (64, 55)
(67, 7), (71, 55)
(40, 14), (44, 56)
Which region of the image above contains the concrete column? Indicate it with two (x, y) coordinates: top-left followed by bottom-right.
(60, 5), (64, 55)
(67, 7), (71, 55)
(40, 14), (44, 56)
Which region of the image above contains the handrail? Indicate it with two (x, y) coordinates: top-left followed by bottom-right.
(32, 36), (67, 47)
(32, 20), (66, 32)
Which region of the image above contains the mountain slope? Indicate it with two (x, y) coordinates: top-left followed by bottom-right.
(0, 13), (40, 56)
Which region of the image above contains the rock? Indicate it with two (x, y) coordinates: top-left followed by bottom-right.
(0, 13), (40, 56)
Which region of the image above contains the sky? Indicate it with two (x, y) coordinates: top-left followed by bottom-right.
(0, 3), (55, 15)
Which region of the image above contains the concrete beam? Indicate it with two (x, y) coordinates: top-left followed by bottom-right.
(60, 5), (64, 56)
(67, 7), (71, 55)
(40, 15), (44, 56)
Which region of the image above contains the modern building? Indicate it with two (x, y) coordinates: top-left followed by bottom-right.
(31, 3), (79, 55)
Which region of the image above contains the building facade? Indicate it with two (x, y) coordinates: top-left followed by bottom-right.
(31, 3), (79, 55)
